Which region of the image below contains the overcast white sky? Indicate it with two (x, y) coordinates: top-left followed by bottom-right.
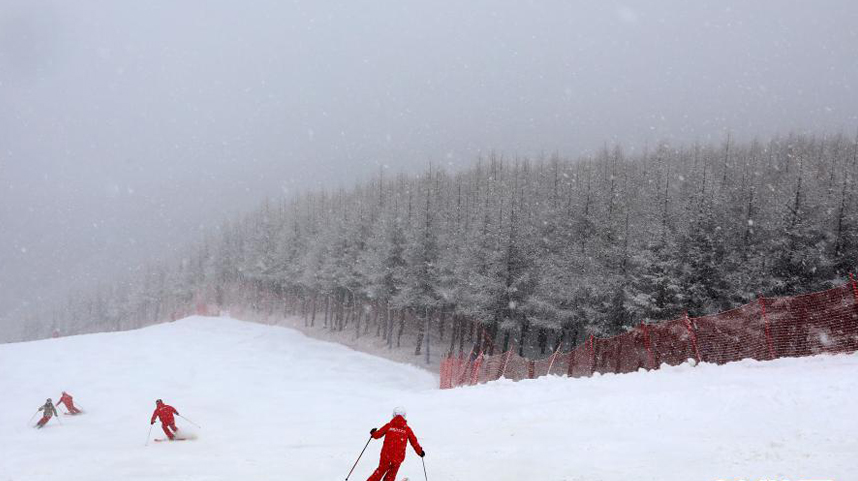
(1, 0), (857, 321)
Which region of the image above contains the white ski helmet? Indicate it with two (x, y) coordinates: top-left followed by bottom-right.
(392, 407), (406, 419)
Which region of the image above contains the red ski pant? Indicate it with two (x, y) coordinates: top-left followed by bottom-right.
(63, 403), (81, 414)
(161, 421), (178, 439)
(366, 459), (400, 481)
(36, 415), (51, 428)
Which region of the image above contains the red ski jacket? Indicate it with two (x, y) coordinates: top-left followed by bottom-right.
(59, 393), (74, 407)
(151, 404), (178, 425)
(372, 415), (422, 465)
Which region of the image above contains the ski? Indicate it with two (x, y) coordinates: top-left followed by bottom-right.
(153, 438), (190, 442)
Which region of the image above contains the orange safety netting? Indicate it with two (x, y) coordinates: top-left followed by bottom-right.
(440, 278), (858, 389)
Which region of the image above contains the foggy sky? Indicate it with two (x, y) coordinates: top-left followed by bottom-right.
(1, 0), (857, 324)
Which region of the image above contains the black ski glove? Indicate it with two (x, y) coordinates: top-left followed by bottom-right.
(151, 420), (155, 425)
(420, 450), (426, 457)
(370, 428), (377, 435)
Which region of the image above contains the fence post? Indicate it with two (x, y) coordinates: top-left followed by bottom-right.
(683, 312), (702, 364)
(454, 353), (467, 387)
(546, 345), (561, 376)
(527, 360), (535, 379)
(470, 353), (484, 385)
(758, 295), (776, 360)
(566, 348), (576, 377)
(641, 321), (656, 370)
(588, 335), (596, 376)
(499, 347), (513, 379)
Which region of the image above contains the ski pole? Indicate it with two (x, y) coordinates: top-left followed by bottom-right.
(145, 424), (154, 446)
(177, 414), (201, 428)
(54, 415), (62, 425)
(27, 411), (39, 426)
(345, 436), (372, 481)
(422, 457), (428, 481)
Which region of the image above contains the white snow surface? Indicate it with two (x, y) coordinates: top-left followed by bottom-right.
(1, 316), (856, 481)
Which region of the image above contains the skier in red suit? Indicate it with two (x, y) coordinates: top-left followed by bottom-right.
(150, 399), (180, 440)
(366, 407), (425, 481)
(58, 391), (82, 414)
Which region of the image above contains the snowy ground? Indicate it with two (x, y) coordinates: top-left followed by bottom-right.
(1, 316), (856, 481)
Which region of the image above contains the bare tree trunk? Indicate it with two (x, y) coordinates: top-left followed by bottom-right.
(459, 319), (468, 354)
(334, 293), (341, 331)
(324, 295), (330, 327)
(415, 313), (424, 356)
(354, 303), (361, 338)
(555, 329), (566, 352)
(368, 302), (377, 336)
(310, 293), (317, 327)
(425, 313), (431, 365)
(339, 293), (345, 331)
(396, 310), (406, 348)
(448, 315), (458, 356)
(346, 295), (355, 330)
(386, 307), (394, 348)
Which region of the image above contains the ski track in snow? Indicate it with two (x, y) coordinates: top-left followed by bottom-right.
(1, 316), (856, 481)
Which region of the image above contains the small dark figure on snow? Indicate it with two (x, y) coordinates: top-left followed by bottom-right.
(58, 391), (82, 414)
(35, 398), (59, 428)
(366, 407), (424, 481)
(150, 399), (180, 440)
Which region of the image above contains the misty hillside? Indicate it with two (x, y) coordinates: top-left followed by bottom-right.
(16, 133), (858, 361)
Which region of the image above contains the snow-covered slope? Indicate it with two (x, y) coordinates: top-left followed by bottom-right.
(1, 317), (855, 481)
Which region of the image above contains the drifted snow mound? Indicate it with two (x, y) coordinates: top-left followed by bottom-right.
(0, 316), (855, 481)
